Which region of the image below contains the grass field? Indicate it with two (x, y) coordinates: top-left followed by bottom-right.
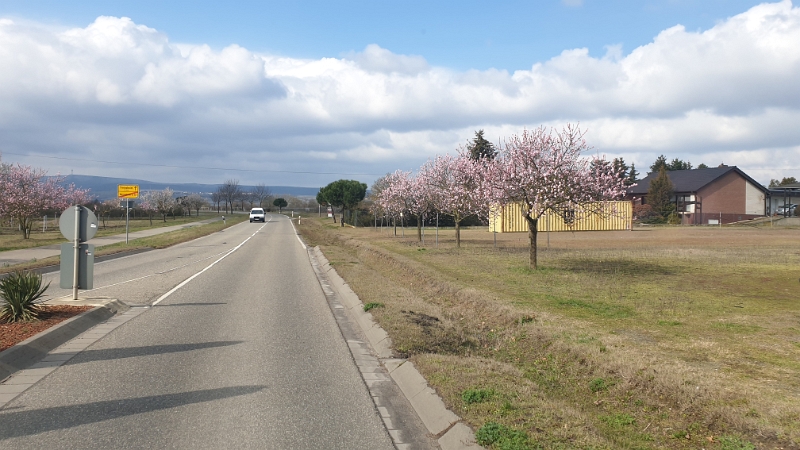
(0, 212), (227, 252)
(0, 212), (248, 274)
(299, 218), (800, 449)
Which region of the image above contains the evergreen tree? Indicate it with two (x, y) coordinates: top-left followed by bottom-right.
(647, 167), (674, 220)
(650, 155), (668, 173)
(668, 158), (692, 171)
(697, 163), (709, 169)
(467, 130), (497, 161)
(318, 179), (367, 227)
(628, 163), (639, 184)
(612, 157), (629, 178)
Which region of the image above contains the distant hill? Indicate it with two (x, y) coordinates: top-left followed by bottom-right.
(58, 175), (320, 200)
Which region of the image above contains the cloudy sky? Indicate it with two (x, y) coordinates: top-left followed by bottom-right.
(0, 0), (798, 188)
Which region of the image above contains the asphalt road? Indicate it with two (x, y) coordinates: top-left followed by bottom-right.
(0, 214), (396, 449)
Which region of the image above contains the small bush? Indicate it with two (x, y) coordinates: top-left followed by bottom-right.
(363, 302), (384, 312)
(599, 413), (636, 429)
(589, 377), (611, 393)
(667, 212), (681, 225)
(462, 388), (495, 404)
(718, 435), (756, 450)
(475, 422), (537, 449)
(0, 270), (50, 323)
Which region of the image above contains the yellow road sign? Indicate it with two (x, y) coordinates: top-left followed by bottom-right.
(118, 184), (140, 199)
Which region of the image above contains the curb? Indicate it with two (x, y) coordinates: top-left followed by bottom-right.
(0, 300), (129, 382)
(309, 246), (483, 450)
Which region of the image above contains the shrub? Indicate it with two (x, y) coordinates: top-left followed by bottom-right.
(633, 204), (662, 224)
(718, 435), (756, 450)
(0, 270), (50, 323)
(363, 302), (384, 312)
(589, 377), (611, 393)
(462, 388), (495, 404)
(667, 211), (681, 225)
(475, 422), (537, 449)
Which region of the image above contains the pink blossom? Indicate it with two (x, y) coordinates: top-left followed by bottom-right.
(0, 164), (90, 239)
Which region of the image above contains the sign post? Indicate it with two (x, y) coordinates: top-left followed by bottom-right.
(59, 206), (98, 299)
(118, 185), (139, 244)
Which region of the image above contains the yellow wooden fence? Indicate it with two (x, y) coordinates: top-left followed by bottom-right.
(489, 201), (633, 233)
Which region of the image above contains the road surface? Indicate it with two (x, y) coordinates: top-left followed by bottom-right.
(0, 214), (403, 449)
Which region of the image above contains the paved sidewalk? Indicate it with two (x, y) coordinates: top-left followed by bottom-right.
(0, 217), (222, 267)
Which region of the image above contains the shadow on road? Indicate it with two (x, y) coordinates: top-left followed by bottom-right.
(64, 341), (244, 365)
(0, 385), (267, 440)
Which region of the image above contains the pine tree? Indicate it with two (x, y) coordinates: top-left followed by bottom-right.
(650, 155), (668, 173)
(668, 158), (692, 171)
(647, 167), (674, 220)
(613, 158), (629, 180)
(628, 163), (639, 184)
(467, 130), (497, 161)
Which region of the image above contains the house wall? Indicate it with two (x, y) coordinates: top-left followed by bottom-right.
(698, 171), (745, 215)
(745, 181), (766, 215)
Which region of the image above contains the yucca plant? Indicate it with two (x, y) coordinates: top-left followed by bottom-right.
(0, 270), (50, 323)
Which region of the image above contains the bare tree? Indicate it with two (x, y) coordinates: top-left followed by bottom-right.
(184, 193), (208, 217)
(94, 199), (120, 228)
(251, 183), (271, 208)
(220, 179), (241, 214)
(211, 189), (223, 213)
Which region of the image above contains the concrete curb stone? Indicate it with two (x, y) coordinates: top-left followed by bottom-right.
(0, 299), (129, 382)
(310, 246), (483, 450)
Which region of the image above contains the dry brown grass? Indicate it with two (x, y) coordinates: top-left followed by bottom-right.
(299, 218), (800, 449)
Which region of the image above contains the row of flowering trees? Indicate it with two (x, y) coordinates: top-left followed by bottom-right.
(372, 125), (628, 268)
(0, 160), (89, 239)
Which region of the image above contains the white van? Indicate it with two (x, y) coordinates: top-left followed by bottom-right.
(249, 208), (266, 222)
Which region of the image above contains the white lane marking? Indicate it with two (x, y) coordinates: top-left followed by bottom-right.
(289, 216), (307, 249)
(47, 219), (261, 299)
(49, 249), (233, 301)
(152, 222), (267, 306)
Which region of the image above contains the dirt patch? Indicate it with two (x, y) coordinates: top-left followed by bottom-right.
(0, 305), (92, 352)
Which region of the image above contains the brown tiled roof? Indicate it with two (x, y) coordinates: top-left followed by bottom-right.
(627, 166), (767, 195)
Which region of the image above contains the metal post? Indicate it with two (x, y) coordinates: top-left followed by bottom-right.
(72, 205), (80, 300)
(125, 199), (130, 244)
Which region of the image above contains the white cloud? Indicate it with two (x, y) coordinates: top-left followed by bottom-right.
(344, 44), (429, 75)
(1, 2), (799, 187)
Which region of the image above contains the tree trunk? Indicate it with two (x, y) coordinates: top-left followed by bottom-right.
(417, 218), (422, 242)
(526, 216), (539, 269)
(455, 220), (461, 248)
(341, 208), (345, 227)
(21, 217), (31, 239)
